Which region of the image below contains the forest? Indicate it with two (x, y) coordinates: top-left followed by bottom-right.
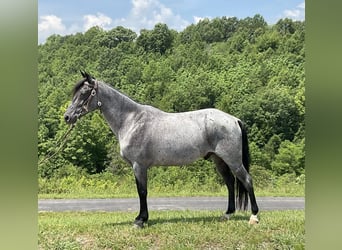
(38, 15), (305, 195)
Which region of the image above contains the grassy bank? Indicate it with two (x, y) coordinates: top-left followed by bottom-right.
(39, 210), (304, 249)
(39, 165), (305, 199)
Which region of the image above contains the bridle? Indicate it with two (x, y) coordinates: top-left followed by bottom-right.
(82, 79), (102, 113)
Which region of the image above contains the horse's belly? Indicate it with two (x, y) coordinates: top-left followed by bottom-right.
(154, 153), (201, 166)
(152, 139), (208, 166)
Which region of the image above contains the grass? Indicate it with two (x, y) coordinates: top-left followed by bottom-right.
(38, 185), (304, 199)
(38, 166), (305, 199)
(39, 210), (304, 249)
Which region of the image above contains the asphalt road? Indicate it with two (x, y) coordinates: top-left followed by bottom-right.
(38, 197), (304, 212)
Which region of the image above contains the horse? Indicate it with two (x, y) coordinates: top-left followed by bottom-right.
(64, 71), (259, 228)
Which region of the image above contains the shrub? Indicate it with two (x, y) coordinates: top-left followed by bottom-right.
(271, 140), (304, 176)
(250, 165), (275, 189)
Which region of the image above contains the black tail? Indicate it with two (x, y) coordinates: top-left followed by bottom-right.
(236, 120), (250, 210)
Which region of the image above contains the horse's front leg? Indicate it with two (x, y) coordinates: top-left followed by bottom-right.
(132, 162), (148, 228)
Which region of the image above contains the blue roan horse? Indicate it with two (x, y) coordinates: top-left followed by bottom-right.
(64, 71), (259, 227)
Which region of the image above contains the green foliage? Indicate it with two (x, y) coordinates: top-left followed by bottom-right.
(271, 139), (305, 176)
(38, 164), (136, 197)
(38, 16), (305, 187)
(39, 164), (304, 198)
(99, 26), (137, 48)
(137, 23), (173, 54)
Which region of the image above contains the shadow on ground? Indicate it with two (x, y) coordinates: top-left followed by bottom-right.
(104, 213), (250, 228)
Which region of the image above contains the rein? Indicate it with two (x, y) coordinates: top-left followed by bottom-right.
(38, 124), (75, 166)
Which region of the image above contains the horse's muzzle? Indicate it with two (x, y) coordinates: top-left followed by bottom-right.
(64, 114), (71, 123)
(64, 111), (78, 124)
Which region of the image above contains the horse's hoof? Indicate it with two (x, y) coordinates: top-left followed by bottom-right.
(221, 213), (233, 221)
(132, 223), (143, 229)
(249, 214), (259, 225)
(133, 220), (145, 229)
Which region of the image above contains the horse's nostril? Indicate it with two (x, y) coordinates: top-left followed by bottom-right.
(64, 115), (70, 122)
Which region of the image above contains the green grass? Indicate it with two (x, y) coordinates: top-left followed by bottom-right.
(38, 167), (305, 199)
(39, 210), (304, 249)
(38, 184), (304, 199)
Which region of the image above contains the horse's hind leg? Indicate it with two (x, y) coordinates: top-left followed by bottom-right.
(211, 154), (236, 219)
(229, 163), (259, 224)
(215, 151), (259, 223)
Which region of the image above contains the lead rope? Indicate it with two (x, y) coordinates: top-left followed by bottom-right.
(38, 124), (75, 166)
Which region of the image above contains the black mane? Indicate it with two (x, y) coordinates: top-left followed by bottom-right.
(72, 78), (86, 96)
(72, 71), (95, 96)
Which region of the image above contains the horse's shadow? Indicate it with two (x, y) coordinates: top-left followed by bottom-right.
(104, 213), (250, 228)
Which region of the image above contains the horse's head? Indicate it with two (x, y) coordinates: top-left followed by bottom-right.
(64, 71), (101, 124)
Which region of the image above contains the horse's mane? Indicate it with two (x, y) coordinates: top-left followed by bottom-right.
(72, 78), (86, 96)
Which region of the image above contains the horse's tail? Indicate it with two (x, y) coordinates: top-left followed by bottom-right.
(236, 120), (250, 211)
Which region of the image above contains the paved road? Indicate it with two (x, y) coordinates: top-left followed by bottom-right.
(38, 197), (304, 212)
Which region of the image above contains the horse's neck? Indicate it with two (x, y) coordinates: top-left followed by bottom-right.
(98, 82), (141, 136)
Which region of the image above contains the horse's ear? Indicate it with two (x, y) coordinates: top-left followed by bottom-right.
(80, 70), (95, 84)
(85, 72), (95, 85)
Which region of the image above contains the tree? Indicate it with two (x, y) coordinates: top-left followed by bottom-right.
(275, 18), (296, 35)
(59, 112), (113, 174)
(271, 140), (305, 175)
(238, 14), (267, 43)
(137, 23), (173, 54)
(99, 26), (137, 48)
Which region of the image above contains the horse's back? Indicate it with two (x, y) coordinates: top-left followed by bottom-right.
(138, 107), (242, 166)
